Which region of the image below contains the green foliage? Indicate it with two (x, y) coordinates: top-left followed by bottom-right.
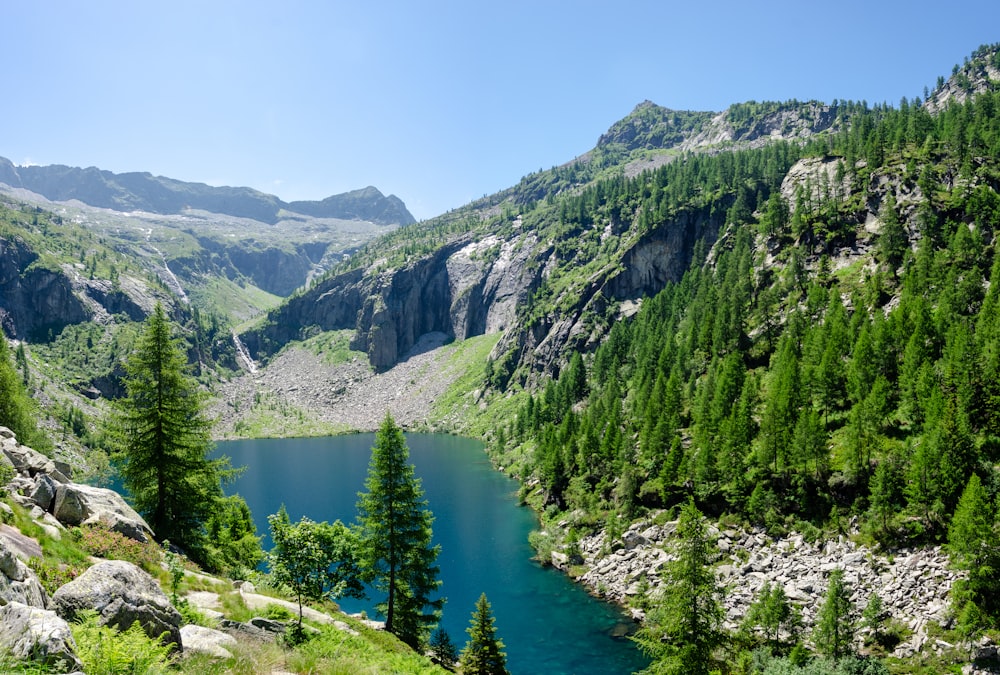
(743, 582), (801, 651)
(633, 500), (723, 675)
(429, 627), (458, 667)
(756, 653), (890, 675)
(70, 610), (172, 675)
(947, 473), (1000, 631)
(356, 413), (442, 649)
(460, 593), (509, 675)
(202, 495), (264, 577)
(0, 649), (61, 675)
(861, 593), (887, 647)
(267, 506), (364, 635)
(26, 557), (84, 595)
(110, 303), (236, 559)
(0, 333), (49, 452)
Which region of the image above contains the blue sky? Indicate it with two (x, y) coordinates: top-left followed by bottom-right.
(3, 1), (998, 220)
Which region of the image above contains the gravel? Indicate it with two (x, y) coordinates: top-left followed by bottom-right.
(210, 332), (472, 437)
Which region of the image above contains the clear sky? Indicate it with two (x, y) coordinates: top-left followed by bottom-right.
(3, 1), (998, 220)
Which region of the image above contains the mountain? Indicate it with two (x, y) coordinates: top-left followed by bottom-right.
(0, 157), (415, 227)
(240, 45), (1000, 385)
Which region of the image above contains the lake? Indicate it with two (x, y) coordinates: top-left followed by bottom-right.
(217, 433), (649, 675)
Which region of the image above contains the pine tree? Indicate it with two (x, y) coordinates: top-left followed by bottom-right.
(744, 581), (800, 650)
(111, 303), (233, 555)
(813, 568), (854, 660)
(633, 500), (724, 675)
(948, 474), (1000, 625)
(356, 413), (442, 648)
(429, 627), (458, 668)
(460, 593), (509, 675)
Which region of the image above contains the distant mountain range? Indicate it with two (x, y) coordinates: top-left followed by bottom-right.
(0, 156), (415, 227)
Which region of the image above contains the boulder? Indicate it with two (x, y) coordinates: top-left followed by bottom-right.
(0, 601), (82, 671)
(51, 560), (182, 648)
(180, 624), (238, 659)
(0, 536), (48, 608)
(0, 432), (68, 483)
(28, 473), (57, 512)
(52, 483), (154, 542)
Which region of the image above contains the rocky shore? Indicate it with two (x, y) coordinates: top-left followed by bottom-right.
(557, 515), (970, 661)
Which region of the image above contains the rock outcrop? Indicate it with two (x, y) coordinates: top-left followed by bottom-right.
(180, 624), (238, 659)
(0, 601), (83, 671)
(51, 560), (182, 648)
(2, 427), (154, 543)
(51, 483), (154, 543)
(0, 537), (48, 608)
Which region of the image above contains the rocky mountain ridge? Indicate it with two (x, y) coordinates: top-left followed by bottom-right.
(0, 156), (415, 227)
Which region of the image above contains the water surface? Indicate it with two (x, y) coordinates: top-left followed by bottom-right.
(218, 433), (648, 675)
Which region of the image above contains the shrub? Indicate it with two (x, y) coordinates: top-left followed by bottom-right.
(76, 525), (161, 570)
(27, 558), (85, 594)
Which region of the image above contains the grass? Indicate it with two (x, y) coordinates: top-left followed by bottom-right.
(297, 329), (365, 366)
(226, 388), (354, 439)
(4, 492), (449, 675)
(186, 276), (282, 326)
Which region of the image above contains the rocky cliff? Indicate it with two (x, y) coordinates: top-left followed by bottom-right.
(240, 192), (727, 378)
(0, 231), (163, 341)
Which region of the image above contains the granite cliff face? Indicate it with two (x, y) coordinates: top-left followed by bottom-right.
(242, 196), (728, 379)
(241, 233), (546, 371)
(0, 233), (161, 341)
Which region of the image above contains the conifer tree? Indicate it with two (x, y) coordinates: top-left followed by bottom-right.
(356, 413), (442, 648)
(460, 593), (509, 675)
(813, 568), (854, 660)
(429, 627), (458, 668)
(633, 500), (723, 675)
(948, 474), (1000, 625)
(111, 303), (233, 555)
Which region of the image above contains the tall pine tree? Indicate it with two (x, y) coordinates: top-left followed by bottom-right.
(356, 413), (442, 648)
(111, 303), (233, 556)
(633, 500), (723, 675)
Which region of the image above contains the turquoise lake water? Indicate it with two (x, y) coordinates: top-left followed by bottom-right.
(216, 433), (649, 675)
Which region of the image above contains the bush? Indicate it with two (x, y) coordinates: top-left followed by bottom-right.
(27, 558), (85, 594)
(75, 525), (161, 570)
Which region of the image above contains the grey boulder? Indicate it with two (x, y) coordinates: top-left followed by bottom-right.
(0, 536), (48, 608)
(52, 483), (154, 542)
(180, 623), (238, 659)
(0, 601), (82, 671)
(51, 559), (181, 648)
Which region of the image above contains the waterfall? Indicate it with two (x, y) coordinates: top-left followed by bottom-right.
(232, 331), (257, 373)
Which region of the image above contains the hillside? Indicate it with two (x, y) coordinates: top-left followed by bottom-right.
(0, 157), (415, 227)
